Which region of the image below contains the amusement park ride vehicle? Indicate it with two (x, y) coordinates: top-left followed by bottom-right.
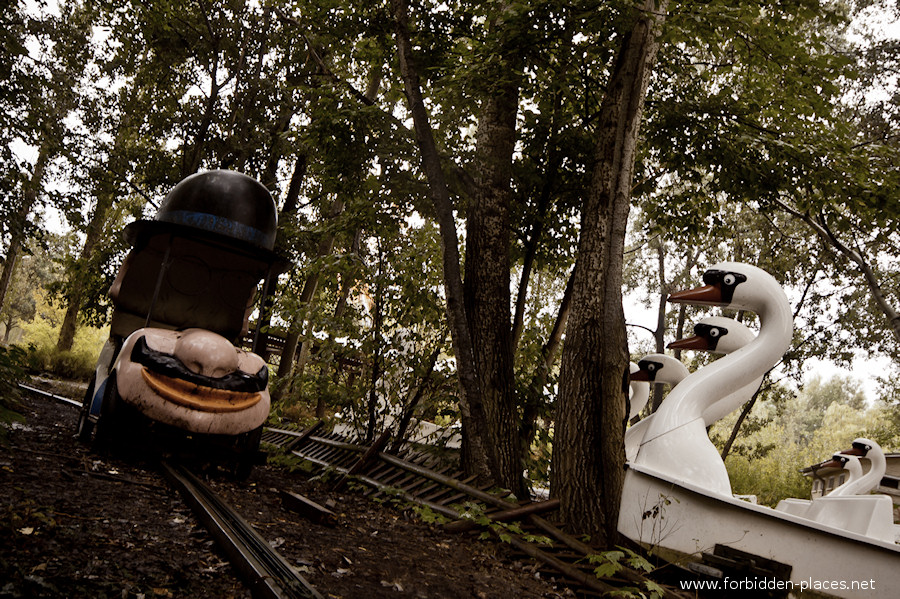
(76, 170), (286, 476)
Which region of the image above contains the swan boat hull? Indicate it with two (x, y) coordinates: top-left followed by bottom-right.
(619, 463), (900, 598)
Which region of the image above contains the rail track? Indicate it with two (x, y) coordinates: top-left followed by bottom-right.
(21, 382), (691, 599)
(161, 461), (322, 599)
(18, 382), (83, 408)
(264, 426), (692, 599)
(19, 383), (323, 599)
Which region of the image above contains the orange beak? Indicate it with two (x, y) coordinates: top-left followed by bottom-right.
(631, 369), (651, 382)
(667, 335), (712, 351)
(668, 284), (724, 306)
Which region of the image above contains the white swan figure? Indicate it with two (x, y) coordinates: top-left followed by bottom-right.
(834, 438), (886, 496)
(625, 318), (757, 462)
(775, 452), (863, 516)
(824, 452), (864, 497)
(625, 318), (756, 461)
(668, 316), (760, 426)
(791, 438), (897, 541)
(634, 262), (793, 496)
(628, 362), (651, 421)
(625, 355), (688, 461)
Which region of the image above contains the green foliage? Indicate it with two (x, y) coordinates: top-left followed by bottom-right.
(410, 504), (450, 526)
(588, 546), (655, 578)
(586, 547), (662, 598)
(263, 446), (316, 474)
(712, 374), (899, 506)
(14, 290), (106, 381)
(0, 344), (27, 441)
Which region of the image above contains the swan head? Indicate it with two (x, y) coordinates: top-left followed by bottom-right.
(632, 354), (688, 385)
(631, 359), (657, 382)
(667, 316), (755, 355)
(668, 262), (787, 315)
(842, 437), (881, 457)
(822, 453), (855, 470)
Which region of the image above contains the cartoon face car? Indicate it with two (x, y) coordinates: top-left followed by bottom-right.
(77, 170), (286, 473)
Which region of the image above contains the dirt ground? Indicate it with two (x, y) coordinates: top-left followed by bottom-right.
(0, 382), (569, 599)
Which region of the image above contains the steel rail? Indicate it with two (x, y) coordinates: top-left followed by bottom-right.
(18, 382), (83, 408)
(160, 461), (323, 599)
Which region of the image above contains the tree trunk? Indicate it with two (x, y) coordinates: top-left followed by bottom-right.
(519, 269), (574, 460)
(365, 245), (385, 444)
(57, 107), (136, 352)
(720, 385), (763, 461)
(551, 0), (667, 544)
(511, 90), (565, 351)
(464, 62), (524, 494)
(275, 197), (345, 384)
(57, 185), (115, 351)
(391, 0), (494, 484)
(650, 238), (667, 411)
(0, 241), (23, 322)
(276, 64), (381, 394)
(0, 147), (50, 315)
(389, 345), (441, 453)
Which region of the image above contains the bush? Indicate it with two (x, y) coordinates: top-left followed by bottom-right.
(0, 345), (27, 442)
(15, 314), (106, 381)
(19, 344), (95, 381)
(50, 349), (95, 380)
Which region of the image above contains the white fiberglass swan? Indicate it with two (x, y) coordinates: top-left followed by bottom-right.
(628, 362), (651, 421)
(634, 262), (793, 496)
(626, 355), (688, 461)
(775, 452), (863, 516)
(625, 317), (757, 462)
(777, 438), (897, 542)
(668, 316), (759, 426)
(825, 453), (864, 497)
(835, 438), (887, 496)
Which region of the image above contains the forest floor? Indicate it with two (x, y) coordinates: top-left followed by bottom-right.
(0, 378), (572, 599)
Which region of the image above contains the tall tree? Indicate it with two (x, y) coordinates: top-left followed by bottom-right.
(391, 0), (498, 486)
(1, 2), (90, 316)
(551, 0), (668, 542)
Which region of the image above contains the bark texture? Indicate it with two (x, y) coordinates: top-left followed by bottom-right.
(464, 69), (523, 493)
(0, 147), (48, 316)
(551, 0), (667, 544)
(391, 0), (494, 483)
(57, 172), (117, 352)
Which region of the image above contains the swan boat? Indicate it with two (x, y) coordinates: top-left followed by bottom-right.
(618, 262), (900, 598)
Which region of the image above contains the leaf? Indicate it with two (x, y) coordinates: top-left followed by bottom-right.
(644, 579), (666, 597)
(623, 547), (654, 573)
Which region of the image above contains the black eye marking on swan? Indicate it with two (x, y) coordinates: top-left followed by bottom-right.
(637, 359), (663, 381)
(692, 323), (728, 350)
(702, 269), (747, 304)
